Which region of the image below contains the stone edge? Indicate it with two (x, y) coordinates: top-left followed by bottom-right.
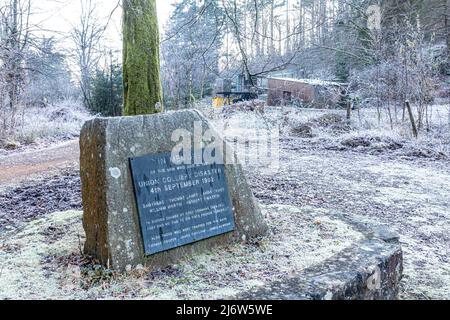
(236, 211), (404, 300)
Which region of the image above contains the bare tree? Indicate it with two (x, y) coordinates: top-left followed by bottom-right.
(447, 0), (450, 55)
(70, 0), (105, 110)
(0, 0), (31, 137)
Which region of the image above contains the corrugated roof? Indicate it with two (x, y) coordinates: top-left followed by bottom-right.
(268, 77), (345, 87)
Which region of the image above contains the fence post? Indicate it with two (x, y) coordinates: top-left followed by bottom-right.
(347, 102), (352, 122)
(406, 101), (418, 138)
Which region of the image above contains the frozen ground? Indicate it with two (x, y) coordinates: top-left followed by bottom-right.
(211, 106), (450, 300)
(0, 206), (363, 300)
(0, 100), (92, 155)
(0, 105), (449, 300)
(249, 142), (450, 300)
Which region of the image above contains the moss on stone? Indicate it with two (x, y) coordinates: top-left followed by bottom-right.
(123, 0), (163, 116)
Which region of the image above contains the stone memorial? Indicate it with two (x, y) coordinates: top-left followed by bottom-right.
(80, 110), (268, 271)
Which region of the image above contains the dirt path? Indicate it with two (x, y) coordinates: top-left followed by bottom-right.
(0, 132), (449, 300)
(0, 140), (79, 191)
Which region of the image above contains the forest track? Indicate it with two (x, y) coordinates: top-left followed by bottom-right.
(0, 140), (79, 191)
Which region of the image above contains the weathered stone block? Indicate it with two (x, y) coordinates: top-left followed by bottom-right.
(80, 110), (268, 271)
(237, 211), (404, 300)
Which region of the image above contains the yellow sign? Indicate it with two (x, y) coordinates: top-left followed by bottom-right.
(212, 97), (232, 108)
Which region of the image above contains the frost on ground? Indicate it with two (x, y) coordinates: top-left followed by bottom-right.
(0, 104), (449, 300)
(215, 106), (450, 300)
(0, 100), (92, 155)
(0, 206), (362, 300)
(248, 147), (450, 300)
(282, 105), (450, 159)
(0, 170), (82, 233)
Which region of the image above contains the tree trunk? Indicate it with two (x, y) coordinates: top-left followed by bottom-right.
(311, 1), (316, 44)
(447, 0), (450, 55)
(285, 0), (290, 53)
(270, 1), (275, 53)
(320, 0), (327, 44)
(6, 0), (20, 132)
(260, 9), (265, 55)
(299, 1), (304, 47)
(123, 0), (163, 116)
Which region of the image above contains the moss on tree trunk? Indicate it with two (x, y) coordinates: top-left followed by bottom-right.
(123, 0), (163, 115)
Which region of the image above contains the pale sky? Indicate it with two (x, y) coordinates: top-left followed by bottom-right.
(31, 0), (177, 50)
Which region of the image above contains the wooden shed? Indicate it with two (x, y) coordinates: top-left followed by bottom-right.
(267, 77), (347, 108)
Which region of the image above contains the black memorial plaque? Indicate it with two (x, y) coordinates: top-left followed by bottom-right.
(129, 153), (235, 256)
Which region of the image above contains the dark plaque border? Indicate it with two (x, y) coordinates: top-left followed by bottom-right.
(129, 152), (235, 256)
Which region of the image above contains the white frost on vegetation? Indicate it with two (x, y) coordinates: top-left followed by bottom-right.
(0, 206), (363, 300)
(11, 99), (93, 146)
(205, 105), (450, 299)
(0, 211), (84, 299)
